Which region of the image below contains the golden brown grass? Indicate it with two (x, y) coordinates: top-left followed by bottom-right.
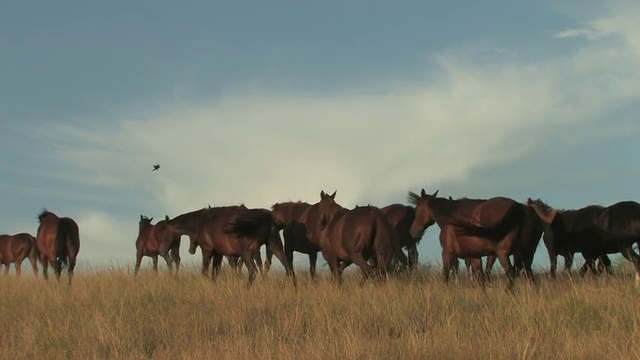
(1, 265), (639, 360)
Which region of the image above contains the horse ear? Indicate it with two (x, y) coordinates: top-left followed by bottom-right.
(165, 215), (170, 222)
(420, 188), (426, 197)
(432, 189), (439, 197)
(330, 190), (336, 199)
(448, 196), (453, 200)
(149, 217), (153, 222)
(140, 214), (143, 220)
(320, 190), (326, 198)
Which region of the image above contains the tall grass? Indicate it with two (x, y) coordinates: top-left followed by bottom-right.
(0, 265), (639, 360)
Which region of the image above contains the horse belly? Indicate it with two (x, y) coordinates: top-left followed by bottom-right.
(454, 237), (495, 258)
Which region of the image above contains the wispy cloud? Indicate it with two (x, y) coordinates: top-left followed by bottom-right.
(24, 2), (640, 263)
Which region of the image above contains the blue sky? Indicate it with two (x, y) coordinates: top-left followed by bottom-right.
(2, 1), (640, 272)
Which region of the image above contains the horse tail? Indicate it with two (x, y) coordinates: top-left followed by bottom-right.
(374, 213), (404, 274)
(223, 209), (274, 239)
(27, 234), (39, 273)
(451, 203), (526, 240)
(55, 219), (75, 267)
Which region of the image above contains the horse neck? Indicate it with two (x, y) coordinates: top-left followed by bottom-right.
(428, 198), (461, 226)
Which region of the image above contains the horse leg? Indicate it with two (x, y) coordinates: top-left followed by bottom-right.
(170, 247), (181, 274)
(325, 252), (342, 286)
(564, 253), (574, 275)
(253, 249), (263, 275)
(308, 251), (318, 279)
(201, 251), (212, 277)
(485, 255), (497, 281)
(240, 251), (258, 289)
(152, 255), (159, 274)
(407, 243), (418, 272)
(134, 252), (143, 276)
(161, 253), (173, 274)
(600, 255), (613, 275)
(29, 255), (38, 278)
(469, 258), (486, 290)
(284, 241), (295, 277)
(495, 250), (516, 291)
(268, 237), (297, 287)
(3, 263), (8, 275)
(40, 256), (49, 280)
(449, 257), (459, 279)
(211, 253), (223, 281)
(53, 257), (63, 282)
(441, 251), (453, 284)
(15, 261), (22, 277)
(621, 245), (640, 287)
(67, 256), (76, 285)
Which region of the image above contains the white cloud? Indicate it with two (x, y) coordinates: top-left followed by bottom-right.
(26, 2), (640, 263)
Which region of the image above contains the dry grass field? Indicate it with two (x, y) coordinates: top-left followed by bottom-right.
(1, 264), (639, 360)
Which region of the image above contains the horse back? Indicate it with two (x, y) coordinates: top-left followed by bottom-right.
(472, 197), (519, 224)
(597, 201), (640, 236)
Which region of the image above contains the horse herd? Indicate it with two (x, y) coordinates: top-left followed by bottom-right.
(2, 189), (640, 289)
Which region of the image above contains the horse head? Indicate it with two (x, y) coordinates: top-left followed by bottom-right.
(526, 198), (558, 224)
(407, 188), (439, 238)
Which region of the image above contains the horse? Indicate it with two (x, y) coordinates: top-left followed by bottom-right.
(316, 190), (406, 285)
(527, 198), (640, 283)
(407, 189), (528, 290)
(176, 205), (296, 288)
(134, 215), (181, 275)
(269, 201), (323, 278)
(0, 233), (39, 276)
(36, 210), (80, 284)
(380, 204), (421, 270)
(163, 206), (263, 274)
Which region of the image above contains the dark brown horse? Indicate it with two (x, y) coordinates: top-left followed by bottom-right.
(169, 205), (295, 287)
(408, 189), (528, 289)
(269, 201), (323, 278)
(527, 198), (640, 282)
(380, 204), (421, 270)
(134, 215), (181, 275)
(0, 233), (39, 276)
(36, 210), (80, 284)
(163, 206), (263, 274)
(316, 190), (405, 285)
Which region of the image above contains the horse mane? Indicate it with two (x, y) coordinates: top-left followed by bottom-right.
(407, 191), (421, 206)
(37, 209), (55, 222)
(271, 201), (308, 211)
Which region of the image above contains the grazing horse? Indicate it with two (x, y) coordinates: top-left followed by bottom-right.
(0, 233), (39, 276)
(36, 210), (80, 284)
(177, 205), (295, 287)
(270, 201), (326, 278)
(380, 204), (421, 270)
(407, 189), (527, 290)
(527, 198), (640, 282)
(134, 215), (181, 275)
(316, 190), (405, 285)
(163, 207), (263, 274)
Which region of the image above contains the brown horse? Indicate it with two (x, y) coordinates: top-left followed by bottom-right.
(380, 204), (421, 270)
(170, 205), (295, 287)
(269, 201), (323, 278)
(163, 206), (263, 274)
(0, 233), (39, 276)
(36, 210), (80, 284)
(408, 189), (528, 289)
(134, 215), (181, 275)
(316, 190), (405, 285)
(527, 198), (640, 282)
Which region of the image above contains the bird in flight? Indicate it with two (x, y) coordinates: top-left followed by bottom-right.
(152, 164), (160, 171)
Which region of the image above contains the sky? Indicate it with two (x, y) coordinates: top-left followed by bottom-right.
(2, 1), (640, 273)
